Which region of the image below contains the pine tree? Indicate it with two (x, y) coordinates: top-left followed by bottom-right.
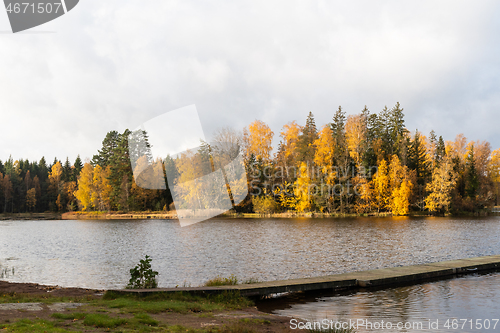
(435, 136), (446, 167)
(108, 129), (133, 211)
(408, 130), (430, 185)
(465, 144), (479, 199)
(92, 130), (120, 167)
(74, 155), (83, 182)
(297, 112), (318, 164)
(330, 106), (352, 213)
(62, 157), (72, 182)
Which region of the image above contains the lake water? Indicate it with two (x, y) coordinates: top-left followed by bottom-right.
(0, 216), (499, 290)
(264, 272), (500, 332)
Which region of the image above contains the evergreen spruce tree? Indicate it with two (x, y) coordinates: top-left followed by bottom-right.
(107, 129), (133, 211)
(435, 136), (446, 167)
(408, 130), (429, 185)
(465, 145), (479, 199)
(92, 130), (120, 167)
(297, 111), (318, 164)
(74, 155), (83, 181)
(62, 157), (72, 182)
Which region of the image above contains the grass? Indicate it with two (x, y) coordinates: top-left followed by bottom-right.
(0, 288), (260, 332)
(0, 319), (73, 333)
(239, 318), (271, 325)
(204, 274), (239, 286)
(0, 292), (94, 304)
(99, 290), (252, 314)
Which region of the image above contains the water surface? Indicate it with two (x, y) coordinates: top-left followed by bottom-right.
(265, 272), (500, 332)
(0, 216), (499, 289)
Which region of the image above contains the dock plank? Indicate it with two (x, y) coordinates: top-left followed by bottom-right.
(110, 255), (500, 297)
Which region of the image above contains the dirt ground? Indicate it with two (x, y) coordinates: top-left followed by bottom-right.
(0, 281), (295, 332)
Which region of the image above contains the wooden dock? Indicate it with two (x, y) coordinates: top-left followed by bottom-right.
(110, 254), (500, 297)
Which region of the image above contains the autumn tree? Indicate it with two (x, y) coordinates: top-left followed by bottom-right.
(345, 113), (367, 168)
(243, 120), (274, 162)
(48, 161), (64, 211)
(372, 159), (390, 212)
(391, 180), (412, 216)
(74, 163), (94, 211)
(489, 148), (500, 205)
(277, 121), (302, 174)
(26, 188), (37, 212)
(425, 158), (456, 214)
(294, 162), (313, 212)
(92, 165), (112, 211)
(388, 155), (414, 215)
(313, 125), (336, 185)
(353, 175), (372, 214)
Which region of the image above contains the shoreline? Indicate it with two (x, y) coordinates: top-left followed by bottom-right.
(0, 210), (494, 221)
(0, 280), (295, 332)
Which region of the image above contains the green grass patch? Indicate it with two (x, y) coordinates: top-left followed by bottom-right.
(134, 312), (159, 326)
(51, 312), (86, 320)
(99, 290), (252, 314)
(82, 313), (128, 328)
(52, 312), (126, 328)
(239, 318), (271, 325)
(0, 292), (93, 304)
(204, 274), (238, 286)
(0, 319), (72, 333)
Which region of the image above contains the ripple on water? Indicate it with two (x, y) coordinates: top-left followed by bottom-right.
(269, 273), (500, 332)
(0, 216), (499, 289)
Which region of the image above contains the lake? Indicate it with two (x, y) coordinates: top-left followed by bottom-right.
(264, 272), (500, 332)
(0, 216), (499, 290)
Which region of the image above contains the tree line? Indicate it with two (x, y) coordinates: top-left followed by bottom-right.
(0, 129), (171, 213)
(1, 102), (499, 216)
(245, 103), (500, 215)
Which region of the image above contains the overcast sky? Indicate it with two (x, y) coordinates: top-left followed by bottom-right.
(1, 0), (500, 163)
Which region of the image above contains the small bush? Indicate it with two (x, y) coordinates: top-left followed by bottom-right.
(127, 255), (159, 289)
(251, 195), (279, 214)
(205, 274), (238, 286)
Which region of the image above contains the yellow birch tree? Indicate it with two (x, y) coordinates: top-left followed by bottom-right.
(345, 114), (367, 168)
(74, 163), (94, 211)
(372, 159), (390, 212)
(243, 120), (274, 162)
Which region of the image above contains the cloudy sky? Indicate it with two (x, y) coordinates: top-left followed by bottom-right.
(1, 0), (500, 163)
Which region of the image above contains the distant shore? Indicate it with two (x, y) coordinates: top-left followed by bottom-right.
(0, 210), (493, 221)
(0, 212), (62, 221)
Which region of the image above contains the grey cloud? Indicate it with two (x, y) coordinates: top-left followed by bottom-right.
(1, 0), (500, 161)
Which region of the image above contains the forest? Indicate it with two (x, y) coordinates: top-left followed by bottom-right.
(0, 102), (499, 216)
